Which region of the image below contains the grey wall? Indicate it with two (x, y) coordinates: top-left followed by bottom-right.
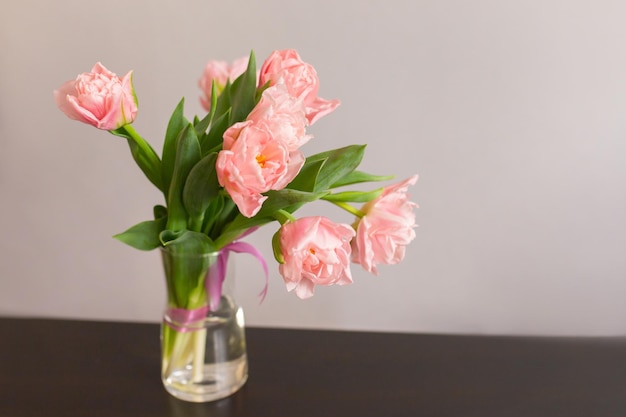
(1, 0), (625, 335)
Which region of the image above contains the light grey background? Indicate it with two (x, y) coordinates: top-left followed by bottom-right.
(1, 0), (625, 336)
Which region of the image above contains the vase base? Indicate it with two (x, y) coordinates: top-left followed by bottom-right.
(163, 354), (248, 402)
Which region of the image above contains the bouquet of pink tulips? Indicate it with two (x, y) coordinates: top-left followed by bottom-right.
(54, 49), (418, 301)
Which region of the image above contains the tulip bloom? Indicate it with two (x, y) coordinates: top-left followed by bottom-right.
(198, 56), (249, 112)
(278, 216), (355, 299)
(53, 62), (137, 130)
(259, 49), (340, 125)
(243, 83), (311, 151)
(216, 121), (305, 217)
(352, 176), (418, 274)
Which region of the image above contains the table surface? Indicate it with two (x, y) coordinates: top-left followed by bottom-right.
(1, 318), (626, 417)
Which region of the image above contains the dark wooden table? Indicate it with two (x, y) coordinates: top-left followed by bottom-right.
(1, 318), (626, 416)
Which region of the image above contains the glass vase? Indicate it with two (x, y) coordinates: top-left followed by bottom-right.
(160, 248), (248, 403)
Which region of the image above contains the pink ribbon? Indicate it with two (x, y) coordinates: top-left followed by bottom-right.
(165, 306), (209, 332)
(208, 241), (269, 311)
(165, 241), (268, 333)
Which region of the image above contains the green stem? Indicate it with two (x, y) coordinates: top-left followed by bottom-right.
(273, 209), (296, 225)
(331, 201), (366, 218)
(189, 216), (204, 233)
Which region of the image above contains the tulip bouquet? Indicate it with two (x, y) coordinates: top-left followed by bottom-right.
(54, 49), (418, 300)
(54, 49), (418, 400)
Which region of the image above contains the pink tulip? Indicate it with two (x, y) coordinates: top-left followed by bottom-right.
(244, 83), (311, 151)
(259, 49), (340, 125)
(278, 216), (356, 299)
(53, 62), (137, 130)
(352, 176), (419, 274)
(216, 121), (305, 217)
(198, 56), (249, 112)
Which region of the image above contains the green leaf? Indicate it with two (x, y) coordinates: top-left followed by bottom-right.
(208, 81), (219, 122)
(113, 217), (167, 251)
(255, 80), (271, 102)
(212, 80), (232, 122)
(330, 170), (395, 188)
(306, 145), (367, 191)
(161, 99), (189, 201)
(202, 194), (225, 237)
(215, 189), (329, 248)
(198, 109), (230, 155)
(166, 124), (202, 231)
(322, 188), (384, 203)
(160, 229), (216, 254)
(271, 229), (284, 264)
(153, 204), (167, 220)
(287, 158), (326, 192)
(194, 108), (212, 138)
(110, 127), (163, 192)
(183, 153), (219, 231)
(262, 189), (329, 213)
(124, 138), (162, 191)
(206, 197), (239, 240)
(159, 229), (185, 245)
(229, 50), (258, 124)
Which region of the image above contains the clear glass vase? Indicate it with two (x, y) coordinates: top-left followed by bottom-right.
(160, 248), (248, 403)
